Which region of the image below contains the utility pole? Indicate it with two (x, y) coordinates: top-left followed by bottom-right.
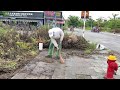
(83, 11), (86, 38)
(81, 11), (89, 38)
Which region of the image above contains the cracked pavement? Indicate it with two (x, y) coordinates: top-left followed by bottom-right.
(11, 50), (120, 79)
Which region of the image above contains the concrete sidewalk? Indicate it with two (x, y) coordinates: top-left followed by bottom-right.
(11, 49), (120, 79)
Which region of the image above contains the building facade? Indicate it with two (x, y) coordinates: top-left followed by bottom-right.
(0, 11), (65, 28)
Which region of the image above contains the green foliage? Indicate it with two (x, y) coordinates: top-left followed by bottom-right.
(67, 16), (80, 28)
(86, 19), (93, 27)
(114, 19), (120, 28)
(62, 22), (68, 31)
(92, 13), (120, 33)
(0, 22), (39, 60)
(0, 60), (17, 70)
(85, 43), (96, 54)
(86, 27), (91, 30)
(99, 19), (120, 33)
(0, 11), (8, 16)
(87, 43), (96, 50)
(16, 42), (30, 50)
(100, 27), (112, 32)
(84, 49), (92, 54)
(32, 24), (50, 41)
(0, 27), (7, 36)
(62, 25), (68, 31)
(40, 24), (50, 30)
(29, 51), (38, 56)
(96, 17), (104, 26)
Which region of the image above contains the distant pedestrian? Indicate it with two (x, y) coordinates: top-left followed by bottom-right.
(104, 52), (118, 79)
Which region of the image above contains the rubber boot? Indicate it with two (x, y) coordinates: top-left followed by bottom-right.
(56, 42), (62, 59)
(46, 41), (54, 58)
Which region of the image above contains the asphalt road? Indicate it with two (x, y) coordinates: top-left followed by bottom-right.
(68, 28), (120, 54)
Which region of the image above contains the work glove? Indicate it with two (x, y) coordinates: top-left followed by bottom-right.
(56, 46), (59, 51)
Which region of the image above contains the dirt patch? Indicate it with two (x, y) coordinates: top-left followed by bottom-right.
(0, 56), (36, 79)
(62, 49), (96, 59)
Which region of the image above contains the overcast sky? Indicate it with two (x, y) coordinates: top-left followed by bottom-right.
(62, 11), (120, 20)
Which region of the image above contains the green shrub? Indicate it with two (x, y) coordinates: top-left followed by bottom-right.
(32, 24), (50, 41)
(100, 27), (112, 32)
(85, 42), (96, 54)
(62, 25), (68, 31)
(0, 27), (7, 36)
(86, 27), (91, 30)
(84, 49), (92, 54)
(0, 59), (17, 70)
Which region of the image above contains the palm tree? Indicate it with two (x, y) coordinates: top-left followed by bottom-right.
(112, 13), (119, 20)
(112, 13), (119, 32)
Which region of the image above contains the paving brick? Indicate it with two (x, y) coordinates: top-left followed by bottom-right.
(31, 66), (45, 76)
(36, 62), (47, 67)
(20, 64), (36, 73)
(52, 67), (65, 79)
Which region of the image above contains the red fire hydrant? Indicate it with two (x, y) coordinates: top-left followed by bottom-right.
(104, 54), (118, 79)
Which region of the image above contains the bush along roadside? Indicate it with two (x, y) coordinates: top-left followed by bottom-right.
(0, 23), (39, 73)
(84, 42), (97, 55)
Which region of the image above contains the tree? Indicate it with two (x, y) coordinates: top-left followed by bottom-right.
(67, 15), (80, 28)
(78, 19), (84, 27)
(112, 13), (119, 29)
(101, 19), (108, 27)
(96, 17), (104, 27)
(112, 13), (119, 20)
(86, 18), (94, 27)
(85, 16), (96, 28)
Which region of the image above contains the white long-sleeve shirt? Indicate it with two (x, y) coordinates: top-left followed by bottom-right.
(48, 27), (64, 48)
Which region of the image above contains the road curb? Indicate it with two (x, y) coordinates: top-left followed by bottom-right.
(102, 32), (120, 37)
